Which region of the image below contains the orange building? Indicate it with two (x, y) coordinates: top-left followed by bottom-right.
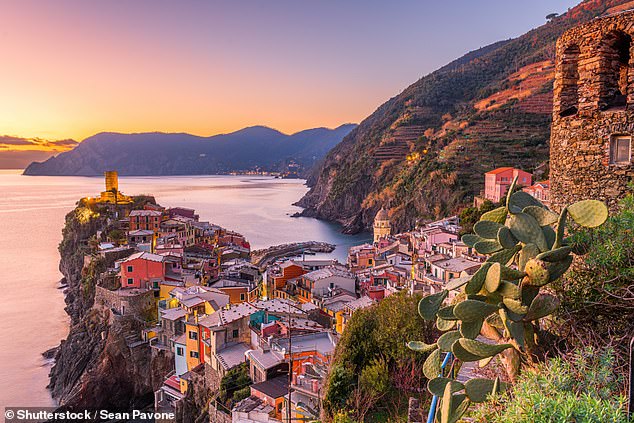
(209, 278), (258, 304)
(272, 262), (307, 290)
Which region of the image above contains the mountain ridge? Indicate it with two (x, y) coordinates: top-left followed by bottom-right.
(297, 0), (631, 234)
(23, 123), (356, 176)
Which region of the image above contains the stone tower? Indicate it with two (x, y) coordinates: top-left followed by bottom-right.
(105, 170), (119, 192)
(373, 207), (391, 243)
(550, 10), (634, 211)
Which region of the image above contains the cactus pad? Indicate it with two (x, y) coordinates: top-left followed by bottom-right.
(458, 338), (513, 359)
(523, 205), (558, 225)
(464, 378), (507, 403)
(485, 262), (501, 292)
(428, 377), (465, 397)
(487, 244), (522, 265)
(474, 220), (504, 239)
(453, 299), (499, 322)
(462, 233), (484, 247)
(509, 212), (548, 251)
(480, 206), (508, 224)
(497, 226), (518, 249)
(524, 293), (560, 321)
(474, 239), (503, 254)
(536, 246), (572, 262)
(418, 290), (448, 321)
(567, 199), (608, 228)
(508, 191), (544, 213)
(438, 330), (462, 352)
(437, 316), (457, 331)
(465, 263), (491, 295)
(423, 347), (442, 379)
(407, 341), (438, 353)
(460, 318), (484, 339)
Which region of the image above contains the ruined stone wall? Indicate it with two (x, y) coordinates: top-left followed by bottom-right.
(550, 10), (634, 211)
(94, 286), (155, 317)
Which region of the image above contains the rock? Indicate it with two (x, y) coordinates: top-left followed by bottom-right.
(42, 347), (59, 360)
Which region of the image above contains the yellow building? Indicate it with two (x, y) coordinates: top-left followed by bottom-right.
(373, 207), (391, 243)
(184, 318), (201, 371)
(96, 170), (133, 205)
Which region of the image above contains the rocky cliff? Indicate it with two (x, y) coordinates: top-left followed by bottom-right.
(49, 201), (172, 411)
(297, 0), (633, 234)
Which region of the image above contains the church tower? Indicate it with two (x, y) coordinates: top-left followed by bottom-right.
(373, 207), (391, 243)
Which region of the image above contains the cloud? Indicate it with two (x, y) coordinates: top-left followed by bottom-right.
(0, 150), (58, 169)
(0, 135), (78, 152)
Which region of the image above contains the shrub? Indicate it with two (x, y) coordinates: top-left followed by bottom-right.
(470, 347), (630, 423)
(555, 193), (634, 385)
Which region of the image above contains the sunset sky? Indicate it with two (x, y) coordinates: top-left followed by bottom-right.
(1, 0), (578, 156)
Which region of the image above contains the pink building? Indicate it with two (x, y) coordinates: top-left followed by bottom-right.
(484, 167), (532, 203)
(523, 180), (550, 207)
(120, 252), (170, 289)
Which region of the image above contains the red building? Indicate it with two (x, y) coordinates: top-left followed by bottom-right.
(120, 251), (170, 289)
(484, 167), (532, 203)
(129, 209), (163, 231)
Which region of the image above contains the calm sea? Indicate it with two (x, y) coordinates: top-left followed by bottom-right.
(0, 169), (369, 407)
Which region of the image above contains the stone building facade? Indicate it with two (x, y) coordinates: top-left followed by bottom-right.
(550, 10), (634, 211)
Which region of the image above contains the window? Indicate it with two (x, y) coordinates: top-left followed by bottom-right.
(559, 44), (580, 117)
(127, 265), (133, 272)
(240, 293), (245, 301)
(189, 331), (198, 340)
(599, 31), (632, 110)
(190, 351), (199, 358)
(127, 278), (134, 285)
(610, 136), (631, 164)
(176, 347), (184, 356)
(232, 329), (239, 338)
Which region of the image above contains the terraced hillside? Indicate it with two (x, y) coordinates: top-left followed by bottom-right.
(297, 0), (632, 234)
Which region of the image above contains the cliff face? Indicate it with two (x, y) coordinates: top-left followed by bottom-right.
(297, 0), (632, 234)
(49, 204), (172, 410)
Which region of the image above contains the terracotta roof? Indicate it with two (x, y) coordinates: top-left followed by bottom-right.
(485, 167), (514, 175)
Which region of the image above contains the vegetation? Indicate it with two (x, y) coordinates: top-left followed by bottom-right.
(322, 292), (436, 422)
(470, 347), (631, 423)
(410, 177), (608, 422)
(458, 200), (496, 236)
(217, 363), (252, 409)
(554, 192), (634, 386)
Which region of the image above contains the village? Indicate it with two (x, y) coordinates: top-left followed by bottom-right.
(79, 165), (549, 423)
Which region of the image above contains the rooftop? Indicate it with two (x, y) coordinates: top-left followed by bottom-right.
(130, 209), (162, 217)
(215, 342), (250, 370)
(250, 376), (288, 399)
(123, 251), (166, 263)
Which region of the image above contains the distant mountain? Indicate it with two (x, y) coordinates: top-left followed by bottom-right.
(23, 124), (356, 176)
(297, 0), (631, 234)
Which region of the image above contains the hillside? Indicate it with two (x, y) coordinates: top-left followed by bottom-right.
(297, 0), (631, 234)
(23, 124), (356, 176)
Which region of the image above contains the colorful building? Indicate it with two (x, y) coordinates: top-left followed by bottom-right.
(120, 251), (171, 289)
(484, 167), (532, 203)
(523, 180), (551, 207)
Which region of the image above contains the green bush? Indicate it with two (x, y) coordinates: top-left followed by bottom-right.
(470, 347), (630, 423)
(322, 292), (436, 420)
(555, 193), (634, 383)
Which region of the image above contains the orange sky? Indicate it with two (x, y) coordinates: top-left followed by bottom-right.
(0, 0), (579, 149)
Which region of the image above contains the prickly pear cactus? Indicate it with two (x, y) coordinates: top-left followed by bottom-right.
(408, 176), (608, 423)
